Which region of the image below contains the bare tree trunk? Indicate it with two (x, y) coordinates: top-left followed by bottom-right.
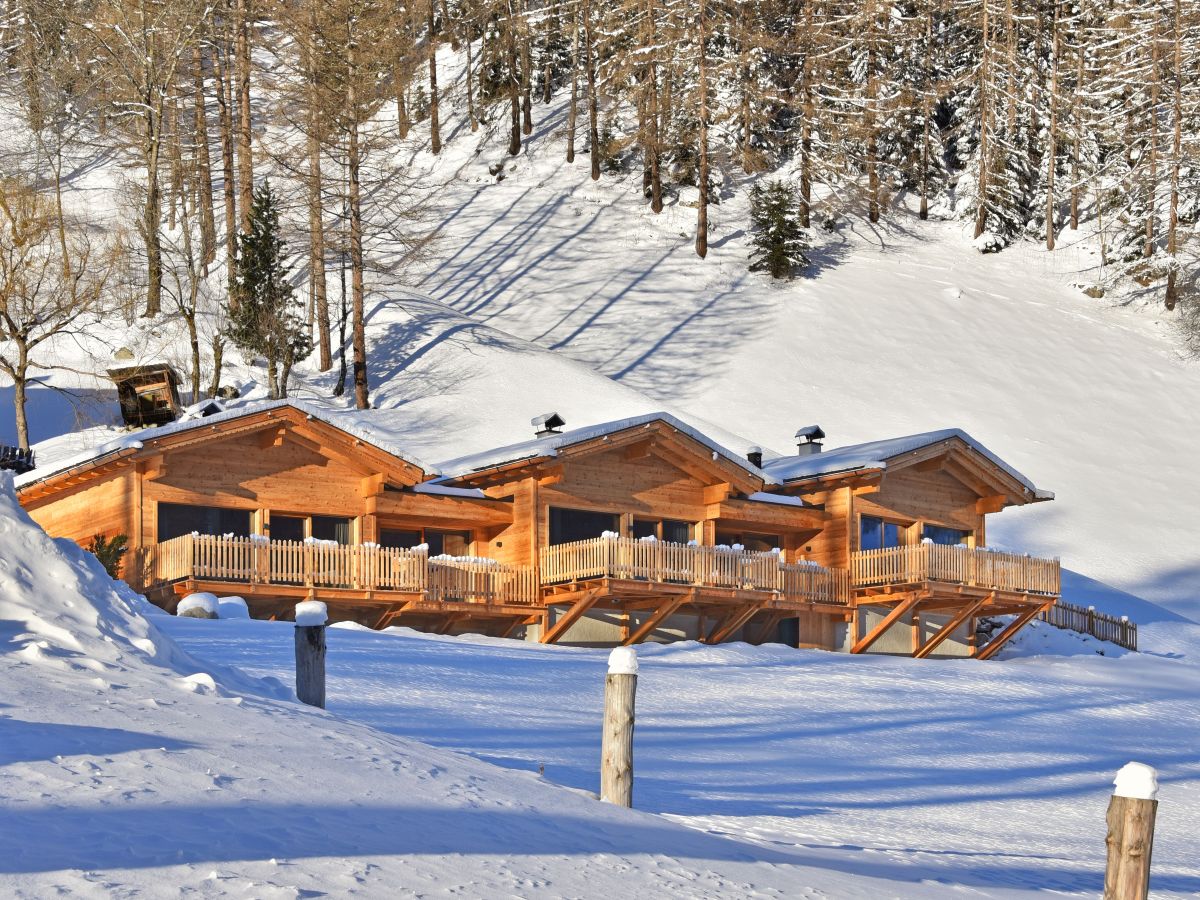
(214, 35), (239, 294)
(585, 0), (599, 180)
(1045, 0), (1059, 250)
(507, 0), (522, 155)
(12, 353), (28, 450)
(797, 0), (813, 229)
(428, 0), (441, 154)
(1070, 29), (1083, 230)
(919, 9), (932, 221)
(521, 5), (533, 135)
(566, 2), (579, 162)
(865, 2), (881, 225)
(192, 45), (217, 269)
(695, 0), (709, 259)
(305, 4), (331, 371)
(144, 114), (164, 317)
(347, 48), (369, 411)
(1164, 0), (1182, 310)
(646, 0), (662, 212)
(209, 334), (224, 397)
(974, 0), (991, 239)
(465, 20), (478, 131)
(1144, 20), (1159, 260)
(235, 0), (253, 231)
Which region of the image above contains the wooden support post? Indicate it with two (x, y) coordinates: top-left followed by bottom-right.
(850, 596), (920, 655)
(600, 646), (638, 808)
(975, 604), (1044, 660)
(623, 596), (686, 646)
(540, 589), (601, 644)
(705, 601), (765, 645)
(913, 596), (990, 659)
(1104, 762), (1159, 900)
(294, 601), (328, 709)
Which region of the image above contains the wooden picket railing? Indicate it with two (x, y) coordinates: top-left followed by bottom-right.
(850, 543), (1060, 596)
(129, 534), (536, 606)
(1040, 600), (1137, 651)
(539, 536), (849, 606)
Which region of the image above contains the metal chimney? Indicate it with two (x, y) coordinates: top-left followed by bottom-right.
(795, 425), (825, 456)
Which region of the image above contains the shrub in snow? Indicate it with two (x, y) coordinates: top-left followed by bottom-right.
(87, 533), (128, 578)
(218, 596), (250, 619)
(972, 231), (1006, 254)
(178, 593), (219, 619)
(748, 180), (811, 279)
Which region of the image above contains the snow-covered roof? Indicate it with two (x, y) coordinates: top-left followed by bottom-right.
(434, 411), (780, 485)
(761, 428), (1053, 499)
(15, 398), (439, 490)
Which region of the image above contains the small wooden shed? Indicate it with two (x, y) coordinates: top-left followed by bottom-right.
(107, 363), (182, 428)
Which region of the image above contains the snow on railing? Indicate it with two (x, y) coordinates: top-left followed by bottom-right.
(850, 543), (1060, 596)
(539, 536), (848, 605)
(130, 535), (535, 606)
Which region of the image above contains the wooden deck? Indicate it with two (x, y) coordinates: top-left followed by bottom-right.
(128, 535), (539, 631)
(850, 544), (1061, 598)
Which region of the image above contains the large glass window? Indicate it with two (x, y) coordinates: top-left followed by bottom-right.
(312, 516), (352, 545)
(634, 518), (694, 543)
(157, 503), (251, 541)
(923, 524), (971, 546)
(549, 507), (619, 545)
(860, 515), (905, 551)
(270, 515), (306, 542)
(379, 529), (422, 549)
(716, 531), (781, 552)
(426, 530), (470, 556)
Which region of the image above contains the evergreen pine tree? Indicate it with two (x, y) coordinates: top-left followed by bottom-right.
(748, 180), (810, 279)
(226, 180), (312, 399)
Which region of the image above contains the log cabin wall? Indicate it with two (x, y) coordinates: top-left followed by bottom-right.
(23, 471), (137, 554)
(853, 467), (985, 549)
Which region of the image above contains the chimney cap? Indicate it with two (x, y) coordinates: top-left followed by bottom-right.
(532, 412), (566, 436)
(795, 425), (825, 443)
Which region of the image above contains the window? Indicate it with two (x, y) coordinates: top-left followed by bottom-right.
(633, 518), (694, 543)
(379, 529), (422, 550)
(860, 515), (905, 551)
(157, 503), (251, 542)
(549, 507), (619, 545)
(716, 531), (781, 552)
(312, 516), (352, 545)
(270, 515), (306, 542)
(426, 530), (470, 556)
(923, 524), (970, 546)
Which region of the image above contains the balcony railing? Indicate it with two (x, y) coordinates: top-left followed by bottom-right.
(539, 536), (849, 606)
(850, 543), (1060, 596)
(130, 534), (537, 606)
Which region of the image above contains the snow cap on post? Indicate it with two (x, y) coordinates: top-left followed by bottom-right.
(294, 600), (328, 627)
(1113, 761), (1159, 800)
(608, 645), (638, 675)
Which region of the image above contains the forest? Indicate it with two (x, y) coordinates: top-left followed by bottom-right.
(0, 0), (1196, 439)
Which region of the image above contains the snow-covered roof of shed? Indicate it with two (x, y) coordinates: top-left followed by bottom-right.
(15, 398), (439, 490)
(760, 428), (1052, 498)
(435, 411), (780, 484)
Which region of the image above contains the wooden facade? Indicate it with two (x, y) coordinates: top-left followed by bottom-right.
(17, 407), (1059, 658)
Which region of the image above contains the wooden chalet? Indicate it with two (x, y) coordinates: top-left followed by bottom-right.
(15, 402), (1060, 659)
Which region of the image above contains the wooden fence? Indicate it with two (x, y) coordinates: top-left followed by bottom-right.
(850, 544), (1060, 596)
(130, 535), (536, 606)
(539, 536), (849, 605)
(1040, 600), (1137, 651)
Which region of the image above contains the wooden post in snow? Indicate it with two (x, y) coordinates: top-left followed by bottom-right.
(1104, 762), (1159, 900)
(600, 646), (638, 807)
(294, 600), (328, 709)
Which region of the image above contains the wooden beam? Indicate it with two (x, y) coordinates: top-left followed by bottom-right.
(360, 473), (386, 498)
(913, 596), (991, 659)
(752, 611), (786, 645)
(703, 482), (733, 504)
(623, 596), (687, 645)
(540, 589), (601, 644)
(850, 596), (921, 654)
(976, 494), (1008, 514)
(623, 438), (654, 461)
(705, 600), (767, 644)
(257, 425), (287, 450)
(975, 605), (1045, 660)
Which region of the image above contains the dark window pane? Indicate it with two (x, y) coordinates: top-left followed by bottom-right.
(549, 507), (619, 545)
(312, 516), (352, 545)
(924, 524), (969, 546)
(379, 529), (422, 550)
(883, 522), (902, 548)
(632, 519), (657, 539)
(427, 529), (470, 556)
(860, 516), (883, 551)
(157, 503), (251, 541)
(663, 520), (692, 544)
(742, 532), (782, 553)
(271, 515), (305, 542)
(715, 531), (739, 547)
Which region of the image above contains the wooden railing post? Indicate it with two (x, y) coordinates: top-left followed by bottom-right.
(600, 645), (638, 808)
(1104, 762), (1159, 900)
(294, 600), (328, 709)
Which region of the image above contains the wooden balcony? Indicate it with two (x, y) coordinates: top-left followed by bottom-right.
(539, 536), (849, 608)
(850, 544), (1061, 599)
(128, 534), (538, 611)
